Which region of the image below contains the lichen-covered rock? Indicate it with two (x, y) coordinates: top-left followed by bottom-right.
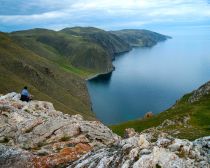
(0, 93), (119, 167)
(33, 143), (92, 167)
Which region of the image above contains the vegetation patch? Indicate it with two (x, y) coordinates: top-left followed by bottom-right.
(111, 92), (210, 140)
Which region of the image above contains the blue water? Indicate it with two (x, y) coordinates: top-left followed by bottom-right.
(87, 27), (210, 125)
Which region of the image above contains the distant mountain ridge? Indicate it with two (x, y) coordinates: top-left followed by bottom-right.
(10, 27), (168, 72)
(0, 27), (169, 118)
(111, 29), (170, 47)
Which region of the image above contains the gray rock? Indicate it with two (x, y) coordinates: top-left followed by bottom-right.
(140, 149), (151, 155)
(70, 133), (210, 168)
(0, 144), (34, 168)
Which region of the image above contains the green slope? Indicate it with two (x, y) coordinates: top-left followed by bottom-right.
(0, 32), (94, 120)
(61, 27), (131, 59)
(10, 28), (113, 74)
(111, 82), (210, 140)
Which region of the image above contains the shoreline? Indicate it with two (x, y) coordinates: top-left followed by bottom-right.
(85, 49), (132, 81)
(85, 68), (114, 81)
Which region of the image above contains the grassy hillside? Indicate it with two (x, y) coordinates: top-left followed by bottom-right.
(111, 29), (170, 47)
(111, 83), (210, 140)
(0, 32), (95, 120)
(10, 28), (113, 74)
(61, 27), (131, 59)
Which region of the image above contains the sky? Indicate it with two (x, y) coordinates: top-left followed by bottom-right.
(0, 0), (210, 32)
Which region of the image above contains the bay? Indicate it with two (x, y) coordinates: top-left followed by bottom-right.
(87, 27), (210, 125)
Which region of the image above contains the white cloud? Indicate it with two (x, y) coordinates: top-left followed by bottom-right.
(0, 11), (68, 24)
(0, 0), (210, 30)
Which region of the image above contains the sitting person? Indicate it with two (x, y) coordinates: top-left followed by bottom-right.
(20, 86), (31, 102)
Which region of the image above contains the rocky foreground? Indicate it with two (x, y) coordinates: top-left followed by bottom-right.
(0, 93), (209, 168)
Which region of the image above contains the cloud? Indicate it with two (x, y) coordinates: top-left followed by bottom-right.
(0, 0), (210, 31)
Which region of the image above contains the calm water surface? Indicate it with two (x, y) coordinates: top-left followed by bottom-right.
(87, 27), (210, 125)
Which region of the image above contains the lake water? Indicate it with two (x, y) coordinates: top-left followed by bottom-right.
(87, 27), (210, 125)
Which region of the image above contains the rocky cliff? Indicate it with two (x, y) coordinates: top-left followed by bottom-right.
(0, 93), (209, 168)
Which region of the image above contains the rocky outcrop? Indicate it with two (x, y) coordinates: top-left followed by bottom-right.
(189, 81), (210, 103)
(0, 93), (209, 168)
(0, 93), (119, 167)
(157, 115), (191, 129)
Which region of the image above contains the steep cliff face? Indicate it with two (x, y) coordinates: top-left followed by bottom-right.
(0, 93), (209, 168)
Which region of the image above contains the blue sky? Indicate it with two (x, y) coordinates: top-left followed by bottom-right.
(0, 0), (210, 32)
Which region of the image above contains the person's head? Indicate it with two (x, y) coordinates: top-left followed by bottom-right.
(24, 86), (28, 90)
